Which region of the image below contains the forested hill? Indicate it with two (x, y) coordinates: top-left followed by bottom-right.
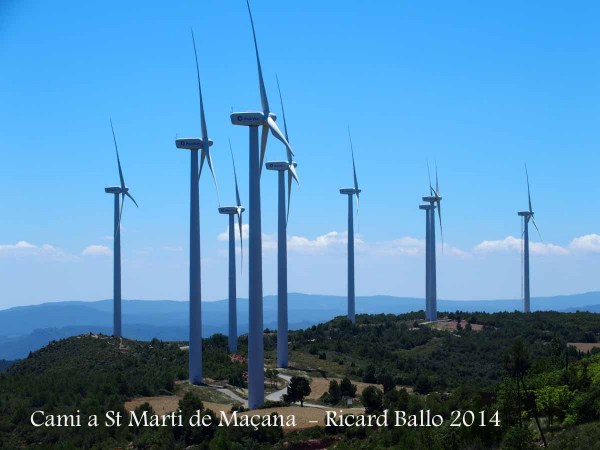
(3, 291), (600, 360)
(0, 311), (599, 449)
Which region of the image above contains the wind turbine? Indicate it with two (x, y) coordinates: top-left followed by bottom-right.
(105, 120), (138, 338)
(265, 76), (299, 369)
(339, 129), (361, 324)
(219, 142), (245, 353)
(421, 164), (443, 321)
(518, 165), (540, 313)
(230, 0), (296, 409)
(175, 30), (219, 385)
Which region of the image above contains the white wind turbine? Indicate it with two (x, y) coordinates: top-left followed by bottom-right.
(229, 0), (297, 409)
(339, 129), (361, 323)
(174, 30), (219, 385)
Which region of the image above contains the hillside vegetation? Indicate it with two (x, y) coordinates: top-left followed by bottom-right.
(0, 311), (598, 449)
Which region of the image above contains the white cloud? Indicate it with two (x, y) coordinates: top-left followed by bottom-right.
(262, 231), (365, 255)
(218, 229), (600, 259)
(443, 243), (471, 258)
(221, 229), (466, 258)
(218, 223), (249, 241)
(569, 234), (600, 253)
(0, 241), (70, 259)
(0, 241), (37, 252)
(370, 237), (424, 256)
(474, 236), (521, 253)
(81, 245), (112, 256)
(473, 236), (568, 256)
(531, 241), (569, 256)
(287, 231), (353, 254)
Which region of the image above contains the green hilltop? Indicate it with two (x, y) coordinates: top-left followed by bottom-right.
(0, 311), (599, 449)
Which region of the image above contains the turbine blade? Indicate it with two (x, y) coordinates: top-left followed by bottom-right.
(205, 149), (220, 205)
(525, 164), (533, 214)
(286, 170), (293, 226)
(435, 163), (443, 252)
(427, 160), (433, 196)
(276, 75), (289, 143)
(435, 161), (440, 196)
(125, 191), (139, 208)
(288, 161), (299, 185)
(110, 120), (126, 190)
(259, 125), (269, 176)
(116, 193), (125, 237)
(531, 215), (542, 241)
(229, 139), (242, 207)
(191, 30), (208, 140)
(267, 116), (294, 159)
(348, 127), (360, 214)
(199, 150), (206, 178)
(246, 0), (269, 113)
(437, 200), (444, 252)
(238, 211), (244, 271)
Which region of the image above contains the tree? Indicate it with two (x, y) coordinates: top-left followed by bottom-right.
(504, 340), (530, 427)
(340, 377), (358, 398)
(378, 372), (396, 394)
(176, 392), (216, 445)
(266, 369), (279, 389)
(361, 386), (384, 414)
(283, 376), (311, 407)
(325, 380), (342, 405)
(535, 385), (572, 430)
(504, 340), (547, 447)
(131, 402), (157, 431)
(501, 426), (536, 450)
(415, 374), (432, 395)
(363, 365), (377, 383)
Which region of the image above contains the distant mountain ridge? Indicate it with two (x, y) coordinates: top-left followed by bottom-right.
(0, 292), (599, 359)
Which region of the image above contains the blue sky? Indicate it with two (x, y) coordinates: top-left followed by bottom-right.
(1, 0), (600, 308)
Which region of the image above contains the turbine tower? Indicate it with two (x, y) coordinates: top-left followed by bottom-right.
(230, 0), (296, 409)
(175, 31), (219, 385)
(219, 142), (245, 353)
(421, 165), (443, 322)
(339, 129), (361, 324)
(419, 204), (434, 320)
(105, 120), (138, 338)
(518, 165), (540, 313)
(265, 77), (299, 369)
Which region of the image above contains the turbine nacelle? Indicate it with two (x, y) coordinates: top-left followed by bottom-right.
(266, 161), (297, 171)
(230, 111), (276, 127)
(422, 196), (441, 203)
(219, 206), (245, 215)
(518, 211), (533, 217)
(175, 138), (214, 150)
(339, 188), (361, 195)
(419, 204), (435, 210)
(105, 186), (128, 194)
